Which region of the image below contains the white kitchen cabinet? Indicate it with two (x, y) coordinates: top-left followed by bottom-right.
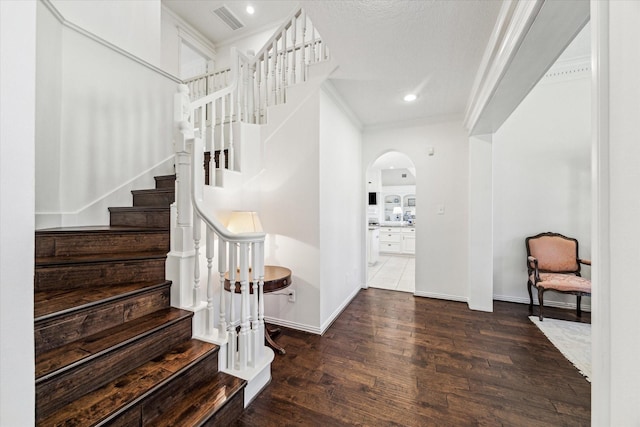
(401, 227), (416, 254)
(379, 227), (401, 253)
(368, 228), (380, 265)
(380, 227), (415, 254)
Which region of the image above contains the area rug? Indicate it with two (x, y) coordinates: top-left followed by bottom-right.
(529, 316), (591, 382)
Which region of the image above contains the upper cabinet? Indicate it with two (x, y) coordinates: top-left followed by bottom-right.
(384, 194), (402, 221)
(403, 194), (416, 222)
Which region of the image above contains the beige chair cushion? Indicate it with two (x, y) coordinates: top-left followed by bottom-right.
(528, 236), (579, 272)
(530, 273), (591, 293)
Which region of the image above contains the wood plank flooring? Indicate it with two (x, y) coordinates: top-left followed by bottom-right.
(235, 288), (590, 426)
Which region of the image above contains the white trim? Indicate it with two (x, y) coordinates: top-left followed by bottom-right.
(161, 5), (217, 61)
(413, 291), (468, 303)
(493, 294), (592, 312)
(591, 0), (611, 423)
(464, 0), (543, 133)
(35, 155), (174, 215)
(40, 0), (181, 84)
(214, 10), (298, 51)
(263, 316), (321, 335)
(363, 113), (464, 134)
(541, 56), (591, 83)
(320, 285), (361, 334)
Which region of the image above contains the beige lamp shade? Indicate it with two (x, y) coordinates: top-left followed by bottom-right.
(227, 211), (263, 233)
(392, 207), (403, 215)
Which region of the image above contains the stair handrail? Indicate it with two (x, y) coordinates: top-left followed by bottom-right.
(251, 6), (303, 65)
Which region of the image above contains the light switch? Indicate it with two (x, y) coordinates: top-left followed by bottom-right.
(437, 204), (445, 215)
(427, 146), (435, 156)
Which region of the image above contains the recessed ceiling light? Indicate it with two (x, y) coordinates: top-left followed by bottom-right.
(246, 5), (255, 15)
(403, 93), (417, 102)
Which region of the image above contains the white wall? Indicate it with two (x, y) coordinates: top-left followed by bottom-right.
(594, 1), (640, 423)
(36, 1), (63, 217)
(0, 1), (36, 424)
(319, 87), (363, 330)
(363, 120), (470, 302)
(35, 3), (178, 228)
(215, 26), (277, 71)
(492, 68), (591, 308)
(257, 92), (322, 331)
(51, 0), (162, 67)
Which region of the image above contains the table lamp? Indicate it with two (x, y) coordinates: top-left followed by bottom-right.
(227, 211), (263, 233)
(393, 206), (403, 221)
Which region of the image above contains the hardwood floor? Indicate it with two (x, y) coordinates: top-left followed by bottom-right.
(235, 288), (590, 426)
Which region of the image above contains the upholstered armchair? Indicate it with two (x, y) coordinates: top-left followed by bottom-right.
(525, 232), (591, 321)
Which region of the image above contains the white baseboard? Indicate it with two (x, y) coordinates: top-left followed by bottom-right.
(264, 286), (362, 336)
(493, 294), (592, 312)
(319, 285), (361, 335)
(263, 316), (322, 335)
(414, 290), (468, 303)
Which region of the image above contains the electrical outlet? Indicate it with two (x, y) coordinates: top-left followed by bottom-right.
(288, 289), (296, 303)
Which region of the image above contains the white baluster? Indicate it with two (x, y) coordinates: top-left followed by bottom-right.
(192, 212), (201, 307)
(264, 53), (270, 109)
(220, 95), (226, 171)
(206, 227), (215, 335)
(257, 241), (265, 360)
(291, 14), (297, 85)
(272, 43), (278, 105)
(218, 237), (227, 335)
(255, 60), (262, 124)
(229, 92), (235, 171)
(310, 23), (316, 64)
(251, 242), (260, 366)
(281, 29), (287, 104)
(209, 100), (216, 186)
(300, 10), (307, 82)
(199, 107), (206, 146)
(238, 242), (250, 370)
(228, 243), (237, 369)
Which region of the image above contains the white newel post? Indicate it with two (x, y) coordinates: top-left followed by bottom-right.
(167, 85), (196, 309)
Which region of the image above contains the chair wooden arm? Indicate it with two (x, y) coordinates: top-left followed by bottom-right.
(579, 259), (591, 266)
(527, 256), (540, 282)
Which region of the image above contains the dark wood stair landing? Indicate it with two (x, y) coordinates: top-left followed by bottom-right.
(34, 173), (246, 426)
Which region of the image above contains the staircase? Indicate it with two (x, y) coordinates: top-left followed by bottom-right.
(34, 175), (246, 426)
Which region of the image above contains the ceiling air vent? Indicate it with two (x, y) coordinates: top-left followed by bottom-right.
(212, 5), (245, 31)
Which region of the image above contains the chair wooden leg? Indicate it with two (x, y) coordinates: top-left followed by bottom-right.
(538, 288), (545, 321)
(576, 295), (582, 317)
(527, 281), (534, 313)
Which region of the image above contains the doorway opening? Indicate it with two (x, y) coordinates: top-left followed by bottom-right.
(366, 151), (416, 293)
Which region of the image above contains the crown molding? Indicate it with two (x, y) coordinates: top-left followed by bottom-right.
(363, 113), (464, 134)
(463, 0), (589, 136)
(162, 5), (217, 60)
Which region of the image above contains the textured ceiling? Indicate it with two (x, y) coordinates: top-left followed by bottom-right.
(163, 0), (503, 129)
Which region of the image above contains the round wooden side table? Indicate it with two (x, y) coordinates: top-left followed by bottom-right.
(224, 265), (292, 354)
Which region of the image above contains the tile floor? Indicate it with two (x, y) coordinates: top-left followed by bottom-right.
(367, 254), (415, 293)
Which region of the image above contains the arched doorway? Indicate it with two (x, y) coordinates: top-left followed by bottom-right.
(366, 151), (416, 293)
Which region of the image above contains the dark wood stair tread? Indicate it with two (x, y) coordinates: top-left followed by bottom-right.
(36, 250), (168, 266)
(34, 280), (171, 320)
(36, 307), (192, 381)
(131, 188), (175, 196)
(108, 206), (170, 213)
(36, 225), (167, 234)
(36, 340), (222, 427)
(150, 370), (245, 427)
(154, 174), (176, 189)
